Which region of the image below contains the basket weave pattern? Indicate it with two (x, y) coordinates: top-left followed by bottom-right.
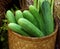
(19, 0), (33, 10)
(8, 23), (58, 49)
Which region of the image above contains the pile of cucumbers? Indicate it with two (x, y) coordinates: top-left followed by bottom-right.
(6, 1), (54, 37)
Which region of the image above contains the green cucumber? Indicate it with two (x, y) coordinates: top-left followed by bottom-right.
(18, 18), (44, 37)
(15, 10), (23, 22)
(51, 0), (54, 16)
(23, 10), (38, 27)
(29, 5), (45, 33)
(39, 0), (45, 11)
(8, 23), (29, 36)
(34, 0), (37, 8)
(6, 10), (16, 23)
(34, 0), (40, 12)
(41, 1), (54, 35)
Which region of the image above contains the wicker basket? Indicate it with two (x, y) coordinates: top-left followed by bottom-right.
(8, 20), (58, 49)
(0, 6), (6, 26)
(19, 0), (33, 10)
(54, 0), (60, 49)
(54, 0), (60, 18)
(0, 0), (12, 26)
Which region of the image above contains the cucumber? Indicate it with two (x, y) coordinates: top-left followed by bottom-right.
(15, 10), (23, 22)
(34, 0), (37, 8)
(29, 5), (45, 33)
(39, 0), (45, 11)
(6, 10), (16, 23)
(41, 1), (54, 35)
(34, 0), (40, 12)
(23, 10), (38, 27)
(8, 23), (29, 36)
(51, 0), (54, 16)
(18, 18), (44, 37)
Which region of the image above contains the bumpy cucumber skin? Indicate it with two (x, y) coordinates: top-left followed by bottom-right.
(6, 10), (16, 23)
(8, 23), (29, 36)
(29, 5), (45, 33)
(23, 10), (38, 27)
(18, 18), (44, 37)
(41, 1), (54, 35)
(15, 10), (23, 22)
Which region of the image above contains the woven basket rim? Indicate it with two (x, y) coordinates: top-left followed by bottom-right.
(8, 20), (58, 41)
